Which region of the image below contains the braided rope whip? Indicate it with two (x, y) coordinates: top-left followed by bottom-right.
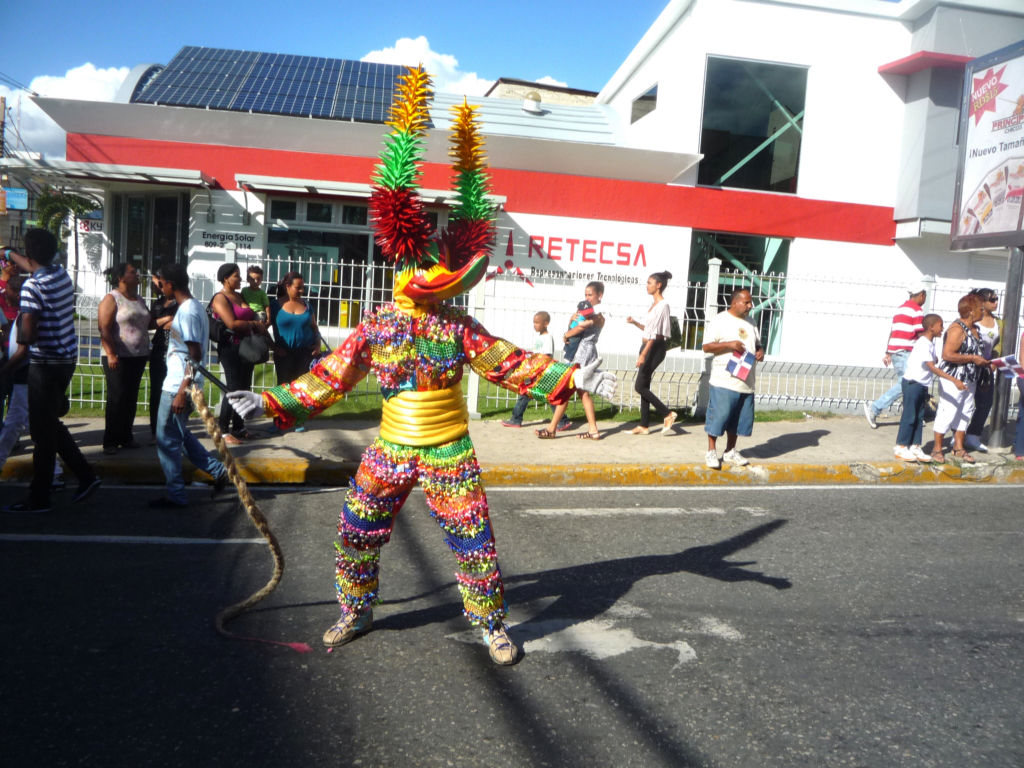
(188, 378), (312, 653)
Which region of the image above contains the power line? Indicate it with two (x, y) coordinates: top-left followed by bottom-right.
(3, 106), (38, 156)
(0, 70), (36, 95)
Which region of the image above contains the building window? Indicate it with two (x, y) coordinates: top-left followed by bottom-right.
(341, 204), (368, 226)
(260, 199), (446, 328)
(689, 230), (789, 354)
(109, 192), (189, 280)
(270, 199), (297, 220)
(631, 84), (657, 124)
(698, 56), (807, 194)
(306, 201), (333, 223)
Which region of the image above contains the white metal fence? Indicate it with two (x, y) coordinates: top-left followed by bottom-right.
(68, 258), (1022, 419)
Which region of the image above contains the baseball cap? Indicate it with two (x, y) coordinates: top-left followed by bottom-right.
(906, 279), (929, 295)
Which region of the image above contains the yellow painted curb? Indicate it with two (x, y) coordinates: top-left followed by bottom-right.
(480, 461), (1024, 485)
(4, 456), (1023, 486)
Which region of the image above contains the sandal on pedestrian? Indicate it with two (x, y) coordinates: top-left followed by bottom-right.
(579, 431), (601, 440)
(953, 449), (976, 464)
(222, 434), (242, 446)
(630, 426), (650, 435)
(535, 428), (557, 439)
(930, 451), (946, 463)
(662, 411), (677, 434)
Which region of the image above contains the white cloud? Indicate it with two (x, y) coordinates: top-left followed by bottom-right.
(361, 36), (494, 97)
(1, 63), (128, 160)
(535, 76), (568, 88)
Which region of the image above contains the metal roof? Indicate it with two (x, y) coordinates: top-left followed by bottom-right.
(123, 45), (621, 144)
(430, 92), (620, 145)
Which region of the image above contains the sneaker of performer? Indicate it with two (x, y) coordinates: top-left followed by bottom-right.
(323, 609), (373, 647)
(483, 622), (519, 665)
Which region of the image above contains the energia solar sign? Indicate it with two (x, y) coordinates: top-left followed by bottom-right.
(952, 39), (1024, 250)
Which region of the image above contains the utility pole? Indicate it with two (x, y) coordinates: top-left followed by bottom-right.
(1, 96), (7, 218)
(989, 246), (1024, 448)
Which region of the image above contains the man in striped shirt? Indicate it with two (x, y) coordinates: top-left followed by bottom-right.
(3, 229), (99, 513)
(863, 282), (927, 429)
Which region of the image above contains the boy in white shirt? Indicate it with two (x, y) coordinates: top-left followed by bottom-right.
(895, 313), (964, 463)
(502, 311), (570, 430)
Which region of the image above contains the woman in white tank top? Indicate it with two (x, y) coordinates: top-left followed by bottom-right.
(98, 262), (152, 454)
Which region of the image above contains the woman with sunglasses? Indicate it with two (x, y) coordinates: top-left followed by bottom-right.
(965, 287), (1001, 453)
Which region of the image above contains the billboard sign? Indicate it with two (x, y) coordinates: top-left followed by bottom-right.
(951, 39), (1024, 250)
(1, 187), (28, 211)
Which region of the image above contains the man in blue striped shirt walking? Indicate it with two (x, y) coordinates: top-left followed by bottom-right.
(3, 229), (99, 513)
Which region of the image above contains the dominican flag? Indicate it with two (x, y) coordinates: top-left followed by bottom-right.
(991, 354), (1024, 379)
(725, 350), (757, 382)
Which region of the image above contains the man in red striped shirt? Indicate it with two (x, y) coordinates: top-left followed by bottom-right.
(863, 282), (927, 428)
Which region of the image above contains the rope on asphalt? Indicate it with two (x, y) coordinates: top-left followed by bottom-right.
(189, 381), (312, 653)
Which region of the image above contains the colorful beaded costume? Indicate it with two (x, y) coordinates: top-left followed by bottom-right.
(258, 66), (584, 633)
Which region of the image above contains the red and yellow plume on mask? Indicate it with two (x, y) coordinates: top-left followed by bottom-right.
(369, 65), (496, 304)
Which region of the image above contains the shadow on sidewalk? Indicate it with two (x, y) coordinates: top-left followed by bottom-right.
(743, 428), (829, 459)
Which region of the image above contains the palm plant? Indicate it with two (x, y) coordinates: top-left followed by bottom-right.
(34, 186), (99, 287)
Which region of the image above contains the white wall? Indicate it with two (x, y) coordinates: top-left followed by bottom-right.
(187, 189), (267, 302)
(484, 210), (693, 355)
(776, 236), (1012, 366)
(608, 0), (909, 207)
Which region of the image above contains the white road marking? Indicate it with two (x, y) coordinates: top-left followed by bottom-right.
(519, 506), (770, 517)
(606, 601), (650, 618)
(696, 617), (744, 641)
(449, 593), (742, 669)
(0, 533), (265, 545)
(449, 618), (698, 668)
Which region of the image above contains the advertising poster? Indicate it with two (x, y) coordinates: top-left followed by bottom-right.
(952, 39), (1024, 250)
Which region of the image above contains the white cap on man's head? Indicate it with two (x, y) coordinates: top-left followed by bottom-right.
(906, 279), (928, 295)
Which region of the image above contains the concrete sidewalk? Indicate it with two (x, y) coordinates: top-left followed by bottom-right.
(4, 410), (1024, 486)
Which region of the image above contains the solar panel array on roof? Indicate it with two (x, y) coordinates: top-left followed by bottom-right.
(132, 46), (418, 124)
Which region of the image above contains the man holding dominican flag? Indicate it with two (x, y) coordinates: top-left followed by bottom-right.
(725, 348), (757, 382)
(701, 288), (764, 469)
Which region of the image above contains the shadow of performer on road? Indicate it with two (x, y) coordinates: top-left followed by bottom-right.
(379, 519), (791, 635)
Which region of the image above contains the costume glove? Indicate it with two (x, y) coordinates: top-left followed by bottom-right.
(226, 390), (264, 420)
(574, 358), (617, 400)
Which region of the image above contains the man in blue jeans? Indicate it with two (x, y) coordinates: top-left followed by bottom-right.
(150, 263), (228, 508)
(864, 283), (927, 428)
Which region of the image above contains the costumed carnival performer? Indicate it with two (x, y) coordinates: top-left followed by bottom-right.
(227, 66), (616, 665)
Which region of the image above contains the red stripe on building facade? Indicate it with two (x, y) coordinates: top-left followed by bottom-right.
(67, 133), (896, 246)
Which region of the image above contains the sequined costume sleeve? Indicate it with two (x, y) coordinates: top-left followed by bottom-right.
(262, 324), (372, 429)
(462, 316), (577, 405)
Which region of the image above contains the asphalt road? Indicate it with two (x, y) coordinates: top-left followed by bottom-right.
(1, 483), (1021, 768)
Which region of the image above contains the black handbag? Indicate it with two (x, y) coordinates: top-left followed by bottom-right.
(239, 333), (270, 364)
(207, 299), (232, 346)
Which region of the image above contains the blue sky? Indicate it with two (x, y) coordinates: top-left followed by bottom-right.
(1, 0), (668, 158)
(4, 0), (667, 91)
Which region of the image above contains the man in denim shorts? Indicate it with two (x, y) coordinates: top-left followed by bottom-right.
(701, 289), (764, 469)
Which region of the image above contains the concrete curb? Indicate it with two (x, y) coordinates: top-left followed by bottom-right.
(5, 455), (1024, 486)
